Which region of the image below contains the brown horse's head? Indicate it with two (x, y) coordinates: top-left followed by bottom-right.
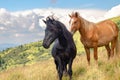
(69, 12), (81, 34)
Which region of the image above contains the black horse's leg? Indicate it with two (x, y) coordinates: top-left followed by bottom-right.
(68, 58), (73, 80)
(56, 56), (63, 80)
(63, 62), (68, 76)
(54, 59), (59, 79)
(54, 59), (58, 71)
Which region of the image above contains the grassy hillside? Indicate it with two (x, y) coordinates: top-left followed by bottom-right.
(0, 51), (120, 80)
(0, 16), (120, 80)
(111, 16), (120, 28)
(0, 41), (51, 71)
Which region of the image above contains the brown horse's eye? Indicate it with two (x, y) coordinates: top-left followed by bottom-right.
(74, 21), (77, 24)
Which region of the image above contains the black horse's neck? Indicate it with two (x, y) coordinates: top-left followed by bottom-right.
(58, 32), (68, 48)
(56, 21), (71, 48)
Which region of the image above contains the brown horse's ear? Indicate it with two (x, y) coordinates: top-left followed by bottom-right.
(43, 20), (46, 24)
(75, 12), (79, 17)
(69, 14), (72, 18)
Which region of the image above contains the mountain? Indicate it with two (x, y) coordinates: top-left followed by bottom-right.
(0, 41), (52, 71)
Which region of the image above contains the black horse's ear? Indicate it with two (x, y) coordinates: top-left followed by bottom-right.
(51, 14), (55, 21)
(51, 17), (55, 21)
(43, 20), (46, 24)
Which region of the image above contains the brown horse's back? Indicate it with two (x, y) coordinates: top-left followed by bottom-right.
(97, 20), (118, 35)
(96, 20), (119, 46)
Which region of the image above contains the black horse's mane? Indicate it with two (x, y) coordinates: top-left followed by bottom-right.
(46, 16), (72, 41)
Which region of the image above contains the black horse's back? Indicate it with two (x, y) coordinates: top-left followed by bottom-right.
(42, 16), (76, 80)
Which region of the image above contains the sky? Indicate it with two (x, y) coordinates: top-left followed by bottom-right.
(0, 0), (120, 11)
(0, 0), (120, 49)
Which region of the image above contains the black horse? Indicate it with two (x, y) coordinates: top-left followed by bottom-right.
(42, 16), (76, 80)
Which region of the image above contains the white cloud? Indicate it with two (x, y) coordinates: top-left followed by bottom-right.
(104, 4), (120, 19)
(14, 33), (24, 37)
(0, 27), (5, 30)
(0, 4), (120, 44)
(0, 9), (45, 44)
(29, 23), (35, 31)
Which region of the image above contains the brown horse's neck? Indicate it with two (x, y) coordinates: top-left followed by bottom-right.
(78, 16), (92, 37)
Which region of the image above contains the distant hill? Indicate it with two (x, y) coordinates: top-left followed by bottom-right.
(0, 43), (18, 51)
(0, 41), (51, 71)
(111, 16), (120, 28)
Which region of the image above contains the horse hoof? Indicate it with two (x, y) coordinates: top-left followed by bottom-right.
(63, 71), (68, 76)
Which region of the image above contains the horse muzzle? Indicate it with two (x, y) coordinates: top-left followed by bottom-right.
(42, 43), (49, 49)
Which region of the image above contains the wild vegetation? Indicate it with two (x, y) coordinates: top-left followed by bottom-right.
(0, 50), (120, 80)
(0, 41), (51, 71)
(0, 16), (120, 80)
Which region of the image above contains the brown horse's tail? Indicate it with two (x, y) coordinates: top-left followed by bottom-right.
(116, 31), (120, 55)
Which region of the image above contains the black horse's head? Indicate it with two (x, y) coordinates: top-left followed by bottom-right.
(42, 17), (62, 49)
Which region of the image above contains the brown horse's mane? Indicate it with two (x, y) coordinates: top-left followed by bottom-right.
(78, 15), (117, 31)
(77, 14), (95, 31)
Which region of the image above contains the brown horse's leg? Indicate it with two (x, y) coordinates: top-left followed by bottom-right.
(94, 47), (98, 64)
(105, 44), (111, 59)
(84, 46), (90, 65)
(111, 38), (117, 57)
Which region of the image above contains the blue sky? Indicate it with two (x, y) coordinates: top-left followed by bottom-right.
(0, 0), (120, 11)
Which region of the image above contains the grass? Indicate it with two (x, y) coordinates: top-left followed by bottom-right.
(0, 49), (120, 80)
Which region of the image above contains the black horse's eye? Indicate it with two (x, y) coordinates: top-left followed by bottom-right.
(50, 28), (57, 32)
(52, 21), (56, 25)
(50, 29), (54, 32)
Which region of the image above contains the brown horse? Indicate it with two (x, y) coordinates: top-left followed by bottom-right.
(69, 12), (119, 65)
